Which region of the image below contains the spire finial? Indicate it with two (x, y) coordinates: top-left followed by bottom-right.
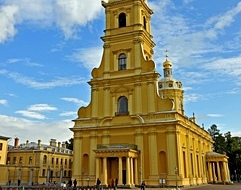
(165, 49), (169, 61)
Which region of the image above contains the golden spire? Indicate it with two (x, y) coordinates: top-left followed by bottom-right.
(165, 49), (169, 61)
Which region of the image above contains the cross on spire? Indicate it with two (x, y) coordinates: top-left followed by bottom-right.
(165, 49), (169, 60)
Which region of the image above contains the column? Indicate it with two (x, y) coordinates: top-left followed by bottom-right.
(96, 158), (100, 179)
(148, 130), (158, 177)
(134, 84), (142, 113)
(103, 157), (108, 186)
(90, 135), (97, 176)
(118, 157), (123, 185)
(212, 163), (216, 182)
(134, 158), (138, 185)
(73, 135), (82, 181)
(127, 50), (131, 69)
(128, 91), (133, 115)
(216, 162), (221, 182)
(130, 157), (134, 185)
(208, 162), (212, 183)
(113, 53), (117, 70)
(91, 88), (98, 117)
(147, 82), (155, 113)
(104, 87), (110, 116)
(112, 93), (116, 117)
(126, 157), (130, 185)
(226, 162), (231, 182)
(223, 162), (228, 182)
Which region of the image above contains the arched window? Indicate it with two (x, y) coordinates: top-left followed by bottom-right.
(117, 96), (128, 115)
(119, 13), (126, 28)
(118, 53), (126, 70)
(143, 16), (147, 30)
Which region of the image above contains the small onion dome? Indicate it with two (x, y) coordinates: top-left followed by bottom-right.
(163, 55), (172, 69)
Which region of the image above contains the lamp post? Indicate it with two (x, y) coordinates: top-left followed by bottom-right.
(87, 177), (90, 188)
(175, 167), (178, 190)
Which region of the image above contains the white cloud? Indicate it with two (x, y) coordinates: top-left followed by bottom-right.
(202, 56), (241, 86)
(0, 114), (73, 144)
(0, 99), (8, 106)
(207, 114), (223, 118)
(0, 0), (102, 43)
(55, 0), (102, 39)
(0, 69), (86, 89)
(213, 2), (241, 30)
(151, 1), (241, 69)
(28, 104), (57, 112)
(6, 58), (43, 67)
(0, 5), (18, 43)
(61, 97), (89, 106)
(15, 104), (57, 120)
(15, 110), (46, 120)
(60, 111), (76, 117)
(185, 93), (202, 103)
(67, 46), (103, 70)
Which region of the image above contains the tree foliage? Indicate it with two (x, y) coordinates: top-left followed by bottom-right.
(207, 124), (241, 179)
(65, 137), (73, 150)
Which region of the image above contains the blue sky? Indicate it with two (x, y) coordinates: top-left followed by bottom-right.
(0, 0), (241, 145)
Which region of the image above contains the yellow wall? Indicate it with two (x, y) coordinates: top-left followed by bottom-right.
(0, 138), (9, 165)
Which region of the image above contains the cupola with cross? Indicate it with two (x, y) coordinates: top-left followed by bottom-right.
(158, 53), (184, 114)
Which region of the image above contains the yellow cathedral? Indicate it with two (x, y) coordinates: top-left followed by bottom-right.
(70, 0), (230, 188)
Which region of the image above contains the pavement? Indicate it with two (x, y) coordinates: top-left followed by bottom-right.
(141, 183), (241, 190)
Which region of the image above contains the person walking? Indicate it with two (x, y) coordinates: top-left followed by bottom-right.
(96, 178), (101, 190)
(17, 179), (21, 186)
(73, 179), (77, 189)
(141, 181), (146, 190)
(115, 178), (118, 189)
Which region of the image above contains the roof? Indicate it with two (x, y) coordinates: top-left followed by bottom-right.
(0, 135), (11, 140)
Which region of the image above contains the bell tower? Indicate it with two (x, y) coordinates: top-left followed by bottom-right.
(92, 0), (155, 78)
(79, 0), (170, 119)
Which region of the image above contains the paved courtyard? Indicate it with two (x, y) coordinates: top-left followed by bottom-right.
(136, 183), (241, 190)
(181, 183), (241, 190)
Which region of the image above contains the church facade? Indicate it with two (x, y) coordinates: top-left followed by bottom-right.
(71, 0), (230, 187)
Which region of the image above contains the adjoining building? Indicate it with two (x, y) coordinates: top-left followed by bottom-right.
(0, 135), (11, 185)
(2, 138), (72, 186)
(70, 0), (230, 188)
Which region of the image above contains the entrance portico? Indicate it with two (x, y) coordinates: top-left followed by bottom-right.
(94, 144), (140, 187)
(206, 152), (230, 184)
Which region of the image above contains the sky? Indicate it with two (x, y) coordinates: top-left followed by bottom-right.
(0, 0), (241, 145)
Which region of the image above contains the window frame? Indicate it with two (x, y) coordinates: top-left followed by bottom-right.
(118, 53), (127, 71)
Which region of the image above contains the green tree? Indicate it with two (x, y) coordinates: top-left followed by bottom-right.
(208, 125), (241, 180)
(65, 137), (73, 150)
(208, 124), (226, 153)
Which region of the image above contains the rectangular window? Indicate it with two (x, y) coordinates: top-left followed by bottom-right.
(0, 143), (3, 150)
(13, 157), (16, 164)
(29, 157), (32, 164)
(56, 158), (59, 164)
(42, 169), (46, 177)
(19, 157), (23, 164)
